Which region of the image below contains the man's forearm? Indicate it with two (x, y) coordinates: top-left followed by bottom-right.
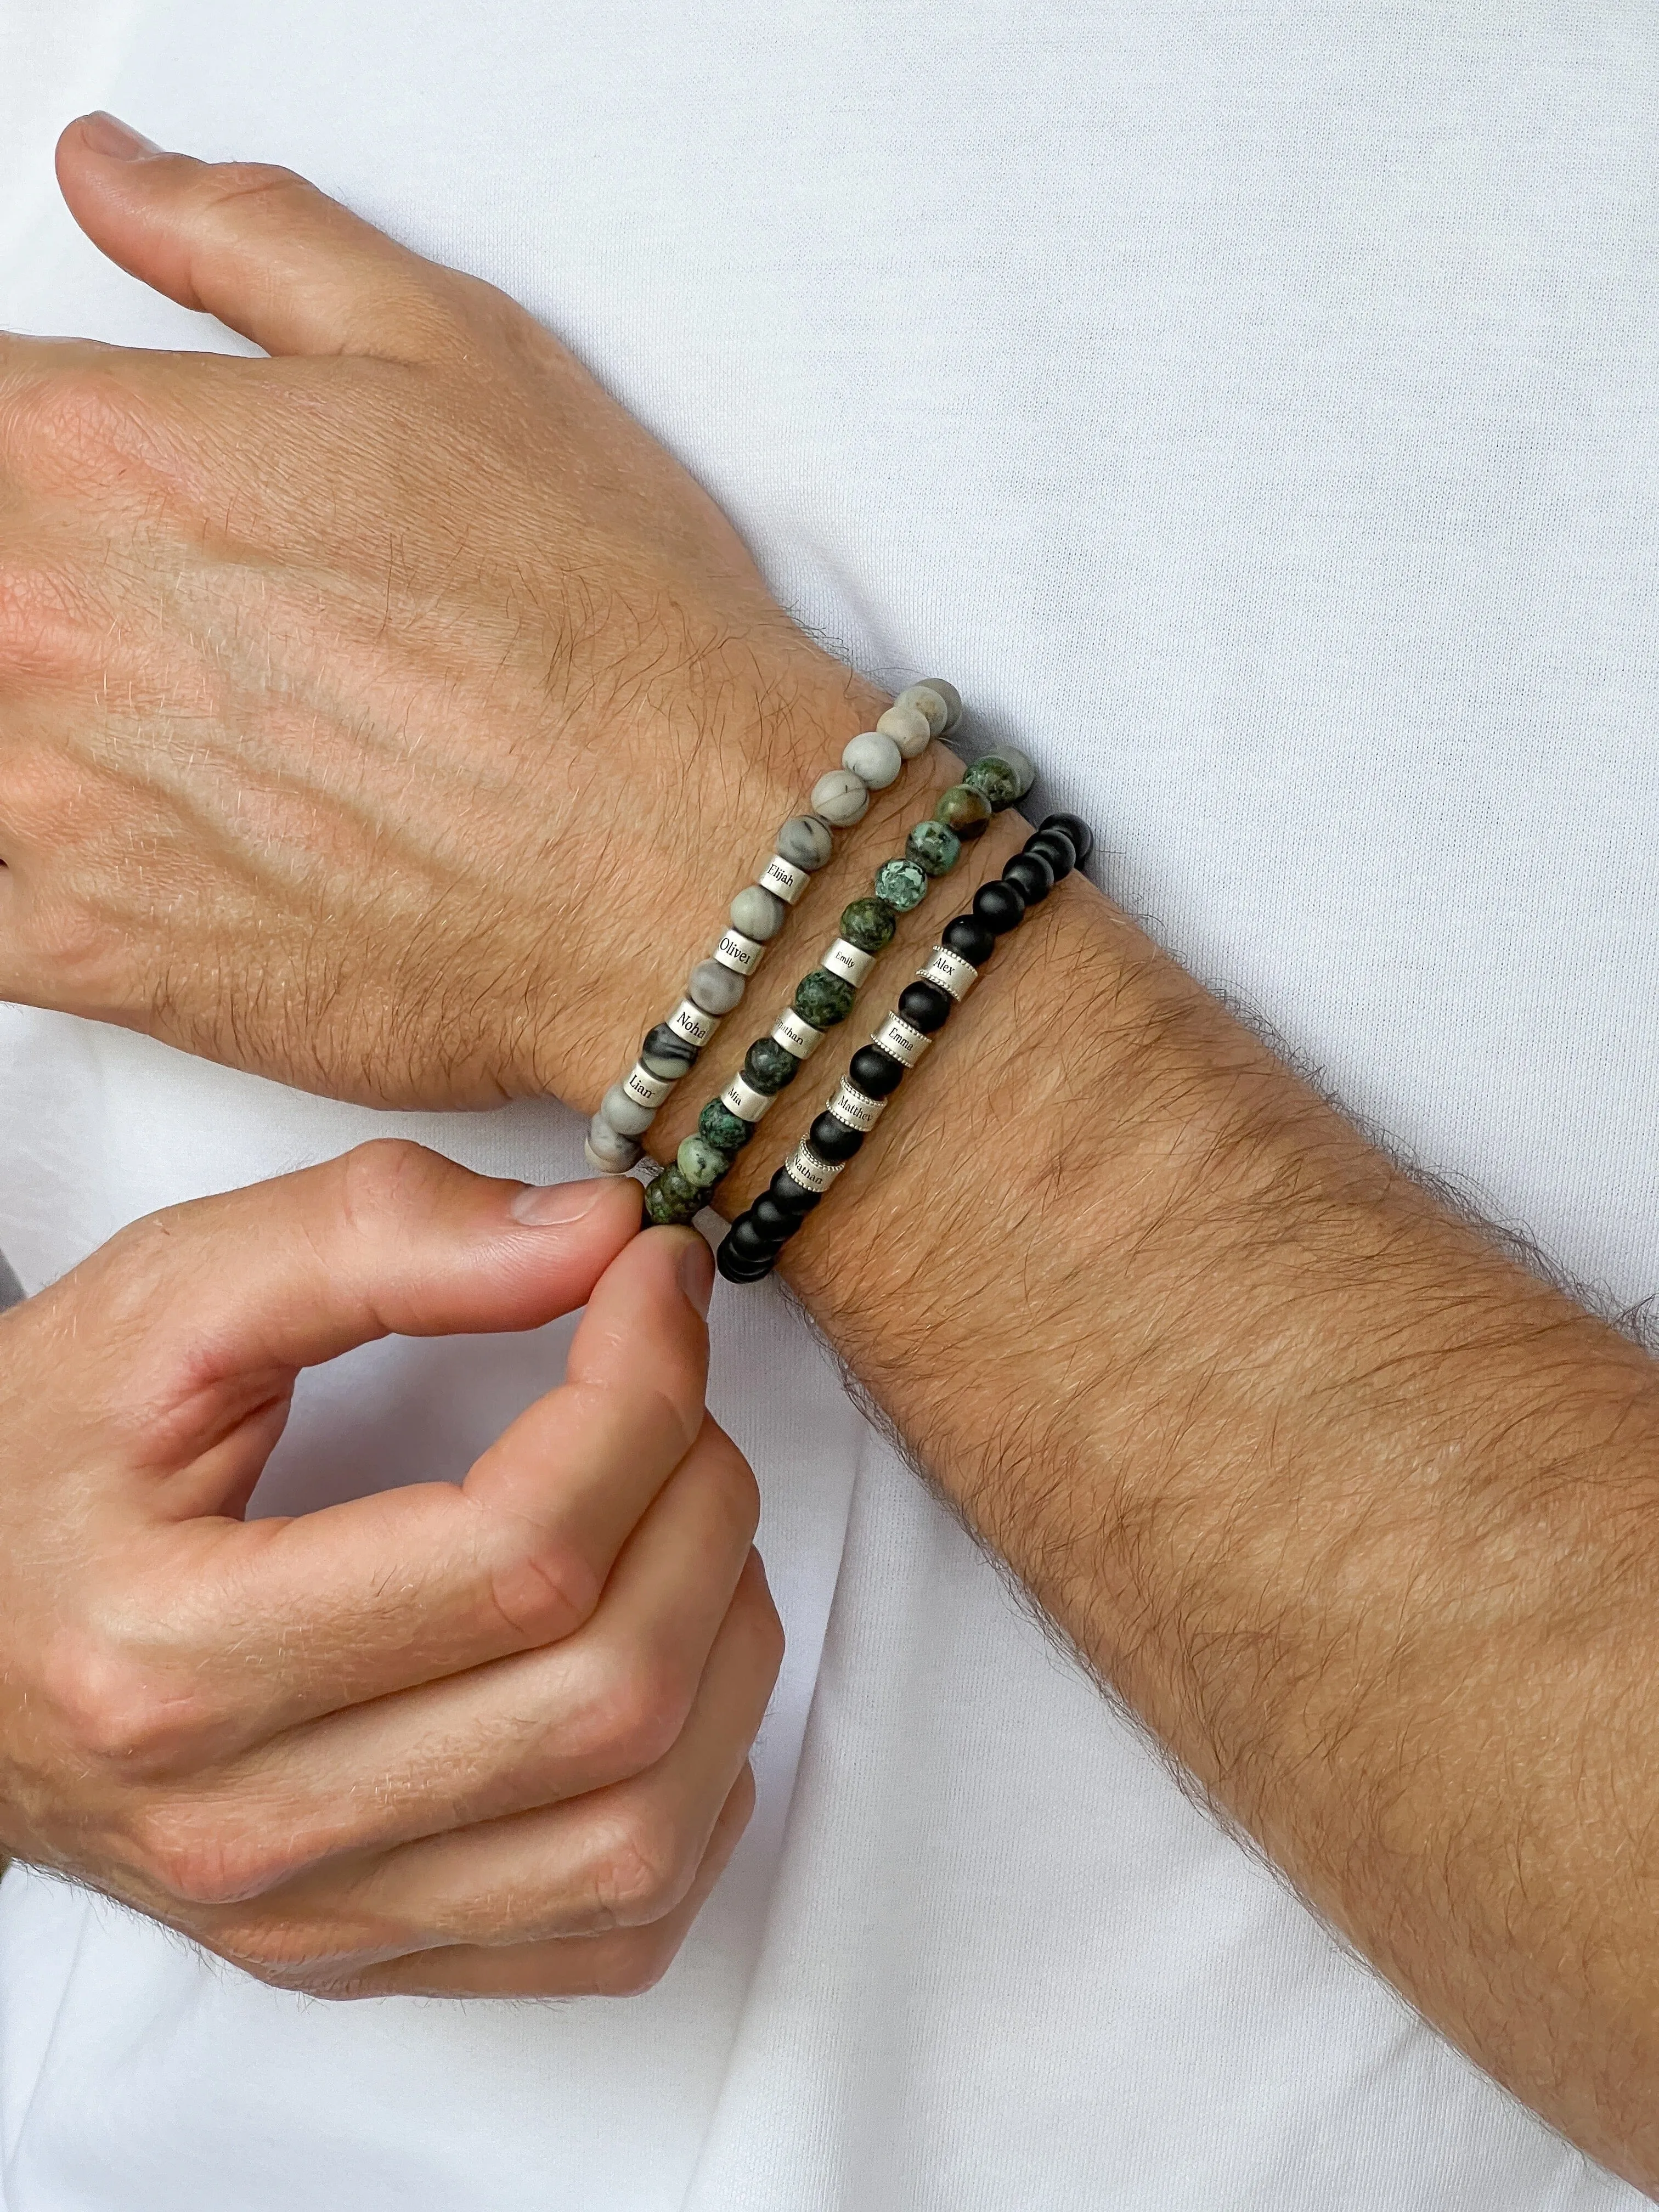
(644, 758), (1659, 2187)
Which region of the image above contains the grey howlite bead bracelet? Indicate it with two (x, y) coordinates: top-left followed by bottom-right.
(810, 768), (870, 827)
(894, 682), (952, 738)
(585, 1114), (642, 1173)
(730, 883), (787, 941)
(601, 1082), (658, 1138)
(875, 702), (933, 760)
(842, 730), (904, 790)
(776, 814), (835, 870)
(689, 958), (747, 1016)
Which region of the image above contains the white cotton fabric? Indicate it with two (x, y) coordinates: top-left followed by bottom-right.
(1, 2), (1656, 2204)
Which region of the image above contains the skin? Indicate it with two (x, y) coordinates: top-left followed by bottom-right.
(3, 114), (1659, 2183)
(0, 1150), (782, 1999)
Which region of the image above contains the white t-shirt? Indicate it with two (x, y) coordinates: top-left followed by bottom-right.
(2, 3), (1655, 2205)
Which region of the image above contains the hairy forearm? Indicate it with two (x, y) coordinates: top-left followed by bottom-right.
(637, 744), (1659, 2186)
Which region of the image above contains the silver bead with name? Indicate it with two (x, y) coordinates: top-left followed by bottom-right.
(821, 937), (875, 988)
(772, 1007), (826, 1060)
(785, 1140), (845, 1195)
(871, 1012), (930, 1068)
(918, 945), (979, 1002)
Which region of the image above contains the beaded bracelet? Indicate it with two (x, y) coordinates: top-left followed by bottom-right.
(715, 811), (1096, 1282)
(585, 681), (961, 1177)
(640, 733), (1045, 1227)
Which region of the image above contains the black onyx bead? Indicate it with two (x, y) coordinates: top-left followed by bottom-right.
(743, 1036), (800, 1094)
(751, 1192), (806, 1242)
(1002, 850), (1054, 905)
(717, 1233), (776, 1284)
(941, 913), (996, 965)
(810, 1113), (865, 1163)
(897, 980), (953, 1033)
(972, 879), (1026, 935)
(1025, 828), (1075, 879)
(728, 1215), (785, 1265)
(849, 1045), (906, 1098)
(768, 1167), (823, 1218)
(1041, 811), (1094, 865)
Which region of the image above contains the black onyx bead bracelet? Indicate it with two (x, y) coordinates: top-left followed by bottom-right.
(715, 811), (1096, 1284)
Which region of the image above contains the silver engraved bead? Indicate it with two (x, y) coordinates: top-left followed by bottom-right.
(821, 936), (875, 988)
(758, 853), (811, 906)
(721, 1073), (777, 1123)
(713, 927), (765, 975)
(871, 1012), (930, 1068)
(623, 1061), (678, 1111)
(667, 997), (720, 1047)
(772, 1007), (826, 1060)
(828, 1078), (885, 1133)
(785, 1141), (845, 1194)
(918, 945), (979, 1002)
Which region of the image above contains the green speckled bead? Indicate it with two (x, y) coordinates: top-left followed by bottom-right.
(645, 1165), (703, 1226)
(905, 819), (962, 878)
(839, 896), (898, 953)
(964, 755), (1021, 811)
(874, 856), (929, 912)
(794, 968), (856, 1028)
(699, 1099), (753, 1154)
(678, 1133), (732, 1189)
(744, 1036), (800, 1093)
(934, 782), (992, 842)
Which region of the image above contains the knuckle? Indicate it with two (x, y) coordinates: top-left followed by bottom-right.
(128, 1808), (294, 1908)
(41, 1627), (207, 1772)
(0, 368), (162, 495)
(333, 1138), (450, 1234)
(572, 1650), (689, 1776)
(487, 1529), (601, 1645)
(199, 161), (314, 227)
(585, 1808), (688, 1929)
(0, 562), (89, 680)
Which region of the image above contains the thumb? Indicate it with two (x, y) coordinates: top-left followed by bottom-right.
(54, 111), (471, 360)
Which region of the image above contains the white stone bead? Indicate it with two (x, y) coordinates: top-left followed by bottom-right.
(785, 1140), (844, 1195)
(622, 1061), (677, 1111)
(894, 683), (952, 738)
(828, 1078), (885, 1133)
(585, 1115), (641, 1173)
(602, 1081), (658, 1137)
(772, 1008), (826, 1059)
(871, 1011), (930, 1068)
(875, 702), (933, 760)
(994, 743), (1037, 798)
(821, 937), (875, 988)
(721, 1073), (777, 1123)
(777, 814), (835, 870)
(759, 853), (810, 905)
(667, 997), (720, 1048)
(713, 927), (765, 975)
(919, 945), (979, 1002)
(810, 767), (870, 826)
(917, 677), (964, 733)
(730, 884), (787, 941)
(842, 730), (904, 790)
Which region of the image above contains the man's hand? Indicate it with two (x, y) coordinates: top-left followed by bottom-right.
(0, 1143), (782, 1997)
(0, 112), (892, 1111)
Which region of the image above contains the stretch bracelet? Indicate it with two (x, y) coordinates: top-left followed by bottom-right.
(640, 731), (1044, 1227)
(585, 681), (961, 1176)
(715, 811), (1096, 1283)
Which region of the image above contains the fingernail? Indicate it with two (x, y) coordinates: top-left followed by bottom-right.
(679, 1235), (715, 1318)
(80, 112), (163, 161)
(509, 1180), (608, 1228)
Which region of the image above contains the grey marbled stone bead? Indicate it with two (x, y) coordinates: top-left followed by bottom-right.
(964, 754), (1021, 811)
(678, 1133), (732, 1189)
(777, 814), (835, 871)
(601, 1082), (658, 1137)
(874, 856), (929, 912)
(641, 1022), (701, 1080)
(811, 768), (870, 827)
(918, 677), (964, 733)
(730, 883), (787, 941)
(688, 958), (747, 1016)
(994, 742), (1037, 797)
(585, 1113), (641, 1172)
(894, 682), (952, 738)
(842, 730), (904, 790)
(876, 702), (933, 760)
(905, 818), (962, 878)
